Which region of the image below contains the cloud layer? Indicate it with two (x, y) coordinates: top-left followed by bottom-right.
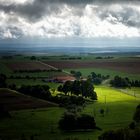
(0, 0), (140, 39)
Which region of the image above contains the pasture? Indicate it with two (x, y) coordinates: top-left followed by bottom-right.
(0, 86), (140, 140)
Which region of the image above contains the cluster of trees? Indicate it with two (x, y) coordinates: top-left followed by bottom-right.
(70, 70), (82, 79)
(131, 80), (140, 87)
(9, 75), (37, 80)
(61, 57), (82, 60)
(110, 76), (140, 88)
(18, 85), (51, 100)
(89, 72), (110, 85)
(59, 112), (96, 131)
(18, 84), (86, 107)
(58, 80), (97, 100)
(133, 104), (140, 123)
(99, 104), (140, 140)
(30, 56), (36, 60)
(99, 128), (140, 140)
(110, 76), (130, 88)
(2, 56), (13, 59)
(51, 95), (85, 107)
(95, 56), (114, 59)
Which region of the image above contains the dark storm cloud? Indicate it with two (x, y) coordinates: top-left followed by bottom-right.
(0, 0), (140, 39)
(98, 6), (140, 28)
(0, 0), (140, 21)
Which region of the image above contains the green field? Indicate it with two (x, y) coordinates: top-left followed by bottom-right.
(0, 86), (140, 140)
(66, 68), (140, 80)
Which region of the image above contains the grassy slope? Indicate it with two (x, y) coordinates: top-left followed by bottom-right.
(0, 86), (140, 140)
(0, 88), (58, 111)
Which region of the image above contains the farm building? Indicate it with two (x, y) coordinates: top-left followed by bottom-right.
(54, 76), (76, 83)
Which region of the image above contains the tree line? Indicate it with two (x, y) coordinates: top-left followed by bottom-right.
(70, 71), (110, 84)
(110, 76), (140, 88)
(89, 72), (110, 85)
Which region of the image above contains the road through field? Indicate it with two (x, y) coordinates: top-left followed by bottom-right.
(38, 61), (72, 75)
(37, 61), (58, 70)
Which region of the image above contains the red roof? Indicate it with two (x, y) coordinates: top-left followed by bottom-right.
(54, 76), (76, 82)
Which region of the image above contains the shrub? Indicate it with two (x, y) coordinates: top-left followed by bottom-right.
(59, 112), (96, 131)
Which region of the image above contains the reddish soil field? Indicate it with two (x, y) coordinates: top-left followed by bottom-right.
(43, 60), (140, 74)
(0, 89), (57, 111)
(6, 61), (53, 71)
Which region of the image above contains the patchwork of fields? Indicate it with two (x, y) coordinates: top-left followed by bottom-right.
(0, 55), (140, 140)
(43, 59), (140, 74)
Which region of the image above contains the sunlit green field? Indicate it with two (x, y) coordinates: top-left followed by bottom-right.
(0, 86), (140, 140)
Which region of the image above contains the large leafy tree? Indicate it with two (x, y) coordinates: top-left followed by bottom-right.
(58, 80), (97, 100)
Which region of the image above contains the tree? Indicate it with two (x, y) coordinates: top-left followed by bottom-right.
(0, 73), (7, 88)
(71, 80), (81, 96)
(93, 77), (102, 85)
(77, 114), (96, 129)
(81, 80), (97, 100)
(59, 112), (77, 131)
(75, 71), (82, 80)
(59, 112), (96, 131)
(91, 72), (97, 79)
(30, 56), (36, 60)
(62, 81), (72, 95)
(18, 85), (51, 100)
(133, 104), (140, 123)
(57, 85), (63, 92)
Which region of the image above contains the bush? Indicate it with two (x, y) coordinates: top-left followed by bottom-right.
(133, 104), (140, 123)
(59, 112), (96, 131)
(98, 127), (140, 140)
(98, 129), (125, 140)
(0, 73), (7, 88)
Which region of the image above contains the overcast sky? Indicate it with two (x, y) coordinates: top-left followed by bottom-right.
(0, 0), (140, 39)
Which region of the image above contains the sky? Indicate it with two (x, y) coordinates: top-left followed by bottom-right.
(0, 0), (140, 40)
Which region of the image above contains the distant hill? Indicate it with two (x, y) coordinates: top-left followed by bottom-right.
(0, 88), (58, 111)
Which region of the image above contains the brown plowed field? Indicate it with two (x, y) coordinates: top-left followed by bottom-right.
(43, 60), (140, 74)
(6, 61), (53, 71)
(0, 89), (57, 111)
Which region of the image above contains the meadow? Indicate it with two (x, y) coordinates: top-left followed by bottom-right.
(0, 86), (139, 140)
